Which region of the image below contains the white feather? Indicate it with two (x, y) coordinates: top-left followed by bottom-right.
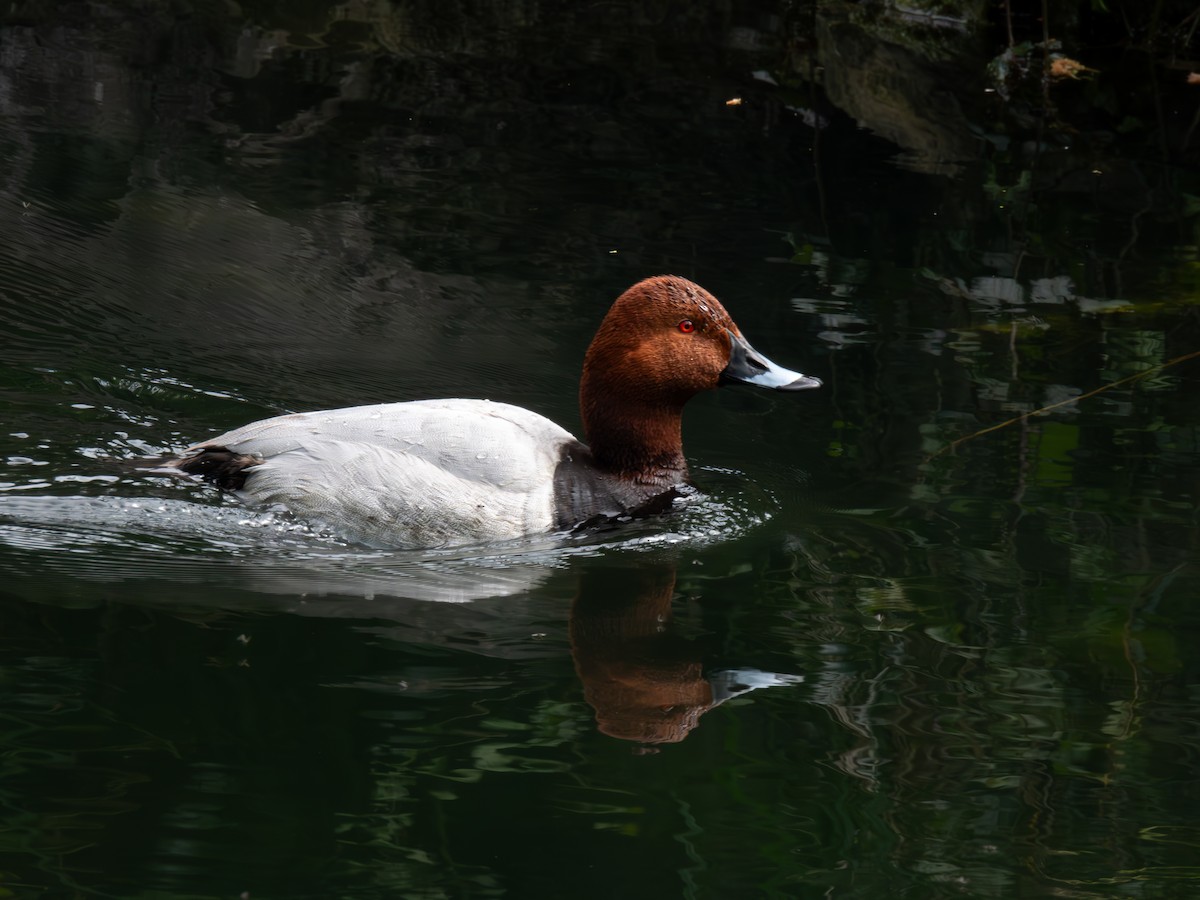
(192, 399), (577, 548)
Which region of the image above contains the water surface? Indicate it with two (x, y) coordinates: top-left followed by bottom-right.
(2, 3), (1200, 898)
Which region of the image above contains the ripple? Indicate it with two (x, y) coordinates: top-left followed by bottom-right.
(0, 465), (775, 608)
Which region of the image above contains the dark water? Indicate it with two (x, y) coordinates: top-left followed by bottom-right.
(3, 3), (1200, 898)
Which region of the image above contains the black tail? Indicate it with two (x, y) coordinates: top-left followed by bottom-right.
(171, 448), (261, 491)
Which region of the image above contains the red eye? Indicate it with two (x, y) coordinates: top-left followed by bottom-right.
(678, 319), (695, 334)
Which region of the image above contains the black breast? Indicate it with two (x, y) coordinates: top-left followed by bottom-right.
(552, 440), (686, 531)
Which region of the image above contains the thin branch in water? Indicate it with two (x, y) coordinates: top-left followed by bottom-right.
(927, 348), (1200, 460)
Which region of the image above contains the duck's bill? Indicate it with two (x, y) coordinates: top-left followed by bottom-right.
(721, 331), (822, 391)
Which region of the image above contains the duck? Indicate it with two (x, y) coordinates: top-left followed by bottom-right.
(170, 275), (822, 548)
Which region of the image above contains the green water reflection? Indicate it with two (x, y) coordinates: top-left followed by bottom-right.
(2, 1), (1200, 898)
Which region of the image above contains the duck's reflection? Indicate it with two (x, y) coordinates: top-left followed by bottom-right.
(0, 516), (804, 744)
(570, 566), (803, 744)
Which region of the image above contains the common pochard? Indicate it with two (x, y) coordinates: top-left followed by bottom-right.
(171, 275), (821, 547)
